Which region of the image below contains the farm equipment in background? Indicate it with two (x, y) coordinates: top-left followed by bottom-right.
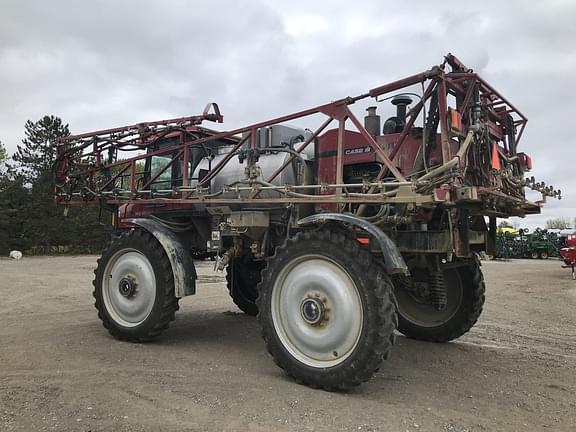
(53, 53), (559, 390)
(523, 229), (560, 259)
(496, 228), (560, 259)
(495, 229), (521, 259)
(560, 233), (576, 279)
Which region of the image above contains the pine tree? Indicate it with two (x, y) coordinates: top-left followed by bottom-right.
(4, 115), (110, 254)
(0, 177), (32, 253)
(0, 141), (6, 164)
(5, 117), (69, 251)
(0, 140), (8, 181)
(11, 115), (70, 183)
(0, 140), (33, 252)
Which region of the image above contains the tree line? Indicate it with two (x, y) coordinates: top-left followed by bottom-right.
(0, 115), (111, 255)
(498, 218), (575, 231)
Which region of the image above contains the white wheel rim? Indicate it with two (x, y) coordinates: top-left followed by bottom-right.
(102, 249), (156, 327)
(271, 254), (363, 368)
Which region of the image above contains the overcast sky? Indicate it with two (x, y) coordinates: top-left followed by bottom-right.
(1, 0), (575, 228)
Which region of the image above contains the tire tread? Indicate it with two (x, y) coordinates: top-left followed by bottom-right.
(256, 229), (397, 391)
(92, 229), (179, 342)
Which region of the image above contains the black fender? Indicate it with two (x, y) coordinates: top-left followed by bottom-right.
(297, 213), (408, 274)
(125, 218), (196, 297)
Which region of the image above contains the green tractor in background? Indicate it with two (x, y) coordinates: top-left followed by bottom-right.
(496, 227), (560, 259)
(521, 228), (559, 259)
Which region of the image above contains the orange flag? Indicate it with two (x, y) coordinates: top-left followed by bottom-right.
(491, 141), (501, 170)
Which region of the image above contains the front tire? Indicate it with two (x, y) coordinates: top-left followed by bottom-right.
(93, 229), (179, 342)
(394, 261), (485, 342)
(257, 230), (397, 391)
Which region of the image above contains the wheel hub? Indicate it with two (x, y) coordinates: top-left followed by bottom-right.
(271, 255), (363, 368)
(102, 249), (157, 327)
(300, 297), (326, 325)
(118, 276), (137, 298)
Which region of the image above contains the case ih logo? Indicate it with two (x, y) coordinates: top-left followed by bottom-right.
(345, 146), (372, 155)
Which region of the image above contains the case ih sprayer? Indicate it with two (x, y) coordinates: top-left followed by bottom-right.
(54, 54), (558, 390)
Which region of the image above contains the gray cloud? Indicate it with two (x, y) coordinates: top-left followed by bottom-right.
(1, 0), (574, 227)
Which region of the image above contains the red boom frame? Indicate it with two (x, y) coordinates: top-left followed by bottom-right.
(54, 53), (555, 216)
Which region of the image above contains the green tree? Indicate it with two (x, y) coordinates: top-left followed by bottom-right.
(7, 117), (70, 251)
(2, 116), (110, 255)
(0, 141), (6, 163)
(11, 115), (69, 183)
(1, 140), (33, 252)
(0, 177), (32, 252)
(545, 217), (571, 230)
(0, 140), (8, 180)
(498, 220), (512, 229)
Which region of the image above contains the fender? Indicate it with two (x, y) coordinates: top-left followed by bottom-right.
(298, 213), (408, 274)
(125, 218), (196, 297)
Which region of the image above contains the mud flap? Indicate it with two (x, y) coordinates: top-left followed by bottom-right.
(298, 213), (408, 274)
(125, 218), (196, 297)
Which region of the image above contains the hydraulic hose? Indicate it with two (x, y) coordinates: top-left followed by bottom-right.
(417, 129), (474, 183)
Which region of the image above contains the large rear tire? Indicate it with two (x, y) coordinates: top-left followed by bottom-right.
(226, 256), (263, 316)
(257, 230), (397, 391)
(93, 229), (179, 342)
(394, 261), (485, 342)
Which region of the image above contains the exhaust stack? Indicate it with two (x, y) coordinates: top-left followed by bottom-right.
(364, 106), (381, 136)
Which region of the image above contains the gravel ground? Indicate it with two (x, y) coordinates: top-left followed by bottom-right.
(1, 256), (575, 431)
